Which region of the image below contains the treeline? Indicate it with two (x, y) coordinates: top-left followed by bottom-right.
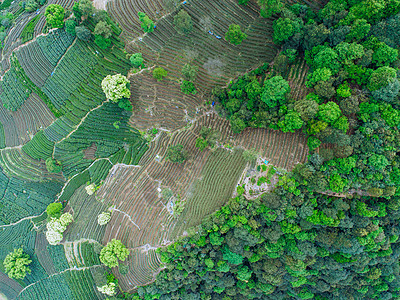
(213, 0), (400, 195)
(134, 170), (400, 299)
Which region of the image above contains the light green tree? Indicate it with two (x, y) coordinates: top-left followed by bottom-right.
(101, 74), (131, 102)
(45, 4), (65, 29)
(3, 248), (32, 279)
(99, 239), (130, 268)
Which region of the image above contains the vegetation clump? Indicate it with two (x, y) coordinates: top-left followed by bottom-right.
(99, 239), (130, 268)
(3, 248), (31, 279)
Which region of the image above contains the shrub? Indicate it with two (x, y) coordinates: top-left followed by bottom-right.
(181, 80), (197, 94)
(45, 157), (62, 173)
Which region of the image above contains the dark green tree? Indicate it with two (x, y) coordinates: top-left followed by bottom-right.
(225, 24), (247, 45)
(173, 9), (193, 35)
(166, 145), (188, 163)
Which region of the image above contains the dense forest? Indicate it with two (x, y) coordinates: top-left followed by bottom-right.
(129, 0), (400, 299)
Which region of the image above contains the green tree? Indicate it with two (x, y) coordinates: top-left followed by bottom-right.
(332, 116), (349, 133)
(372, 43), (398, 66)
(138, 12), (154, 33)
(273, 18), (295, 44)
(3, 248), (32, 279)
(368, 154), (389, 170)
(46, 203), (63, 219)
(130, 53), (144, 68)
(46, 157), (62, 173)
(257, 0), (283, 18)
(307, 136), (322, 151)
(195, 137), (208, 152)
(181, 64), (198, 81)
(294, 96), (319, 121)
(329, 174), (347, 193)
(230, 114), (247, 133)
(166, 144), (188, 163)
(94, 35), (111, 49)
(25, 0), (38, 12)
(261, 76), (290, 108)
(173, 9), (193, 35)
(45, 4), (65, 29)
(94, 21), (112, 39)
(318, 102), (342, 124)
(101, 74), (130, 102)
(78, 0), (94, 18)
(346, 19), (371, 41)
(306, 68), (332, 87)
(368, 66), (397, 91)
(180, 80), (196, 95)
(76, 26), (91, 41)
(99, 239), (130, 268)
(65, 19), (77, 35)
(153, 67), (168, 81)
(225, 24), (247, 45)
(279, 110), (304, 133)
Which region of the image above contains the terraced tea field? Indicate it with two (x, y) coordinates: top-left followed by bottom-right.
(0, 0), (311, 297)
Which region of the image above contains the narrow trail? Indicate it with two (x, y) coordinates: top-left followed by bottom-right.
(0, 212), (44, 229)
(52, 100), (109, 156)
(112, 208), (141, 230)
(17, 264), (102, 296)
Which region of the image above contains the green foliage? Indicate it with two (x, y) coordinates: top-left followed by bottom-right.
(45, 4), (65, 29)
(166, 144), (188, 163)
(138, 12), (154, 33)
(279, 110), (304, 133)
(46, 203), (63, 219)
(99, 239), (130, 268)
(257, 0), (283, 18)
(318, 102), (342, 124)
(307, 136), (321, 151)
(180, 80), (197, 95)
(372, 43), (398, 66)
(181, 64), (198, 81)
(329, 173), (347, 193)
(94, 35), (111, 49)
(273, 18), (296, 43)
(153, 67), (168, 81)
(130, 53), (144, 68)
(261, 76), (290, 108)
(173, 9), (193, 35)
(76, 26), (91, 41)
(65, 19), (77, 35)
(3, 248), (32, 279)
(45, 157), (62, 173)
(346, 18), (371, 41)
(368, 66), (397, 91)
(306, 68), (332, 87)
(225, 24), (247, 45)
(94, 21), (112, 39)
